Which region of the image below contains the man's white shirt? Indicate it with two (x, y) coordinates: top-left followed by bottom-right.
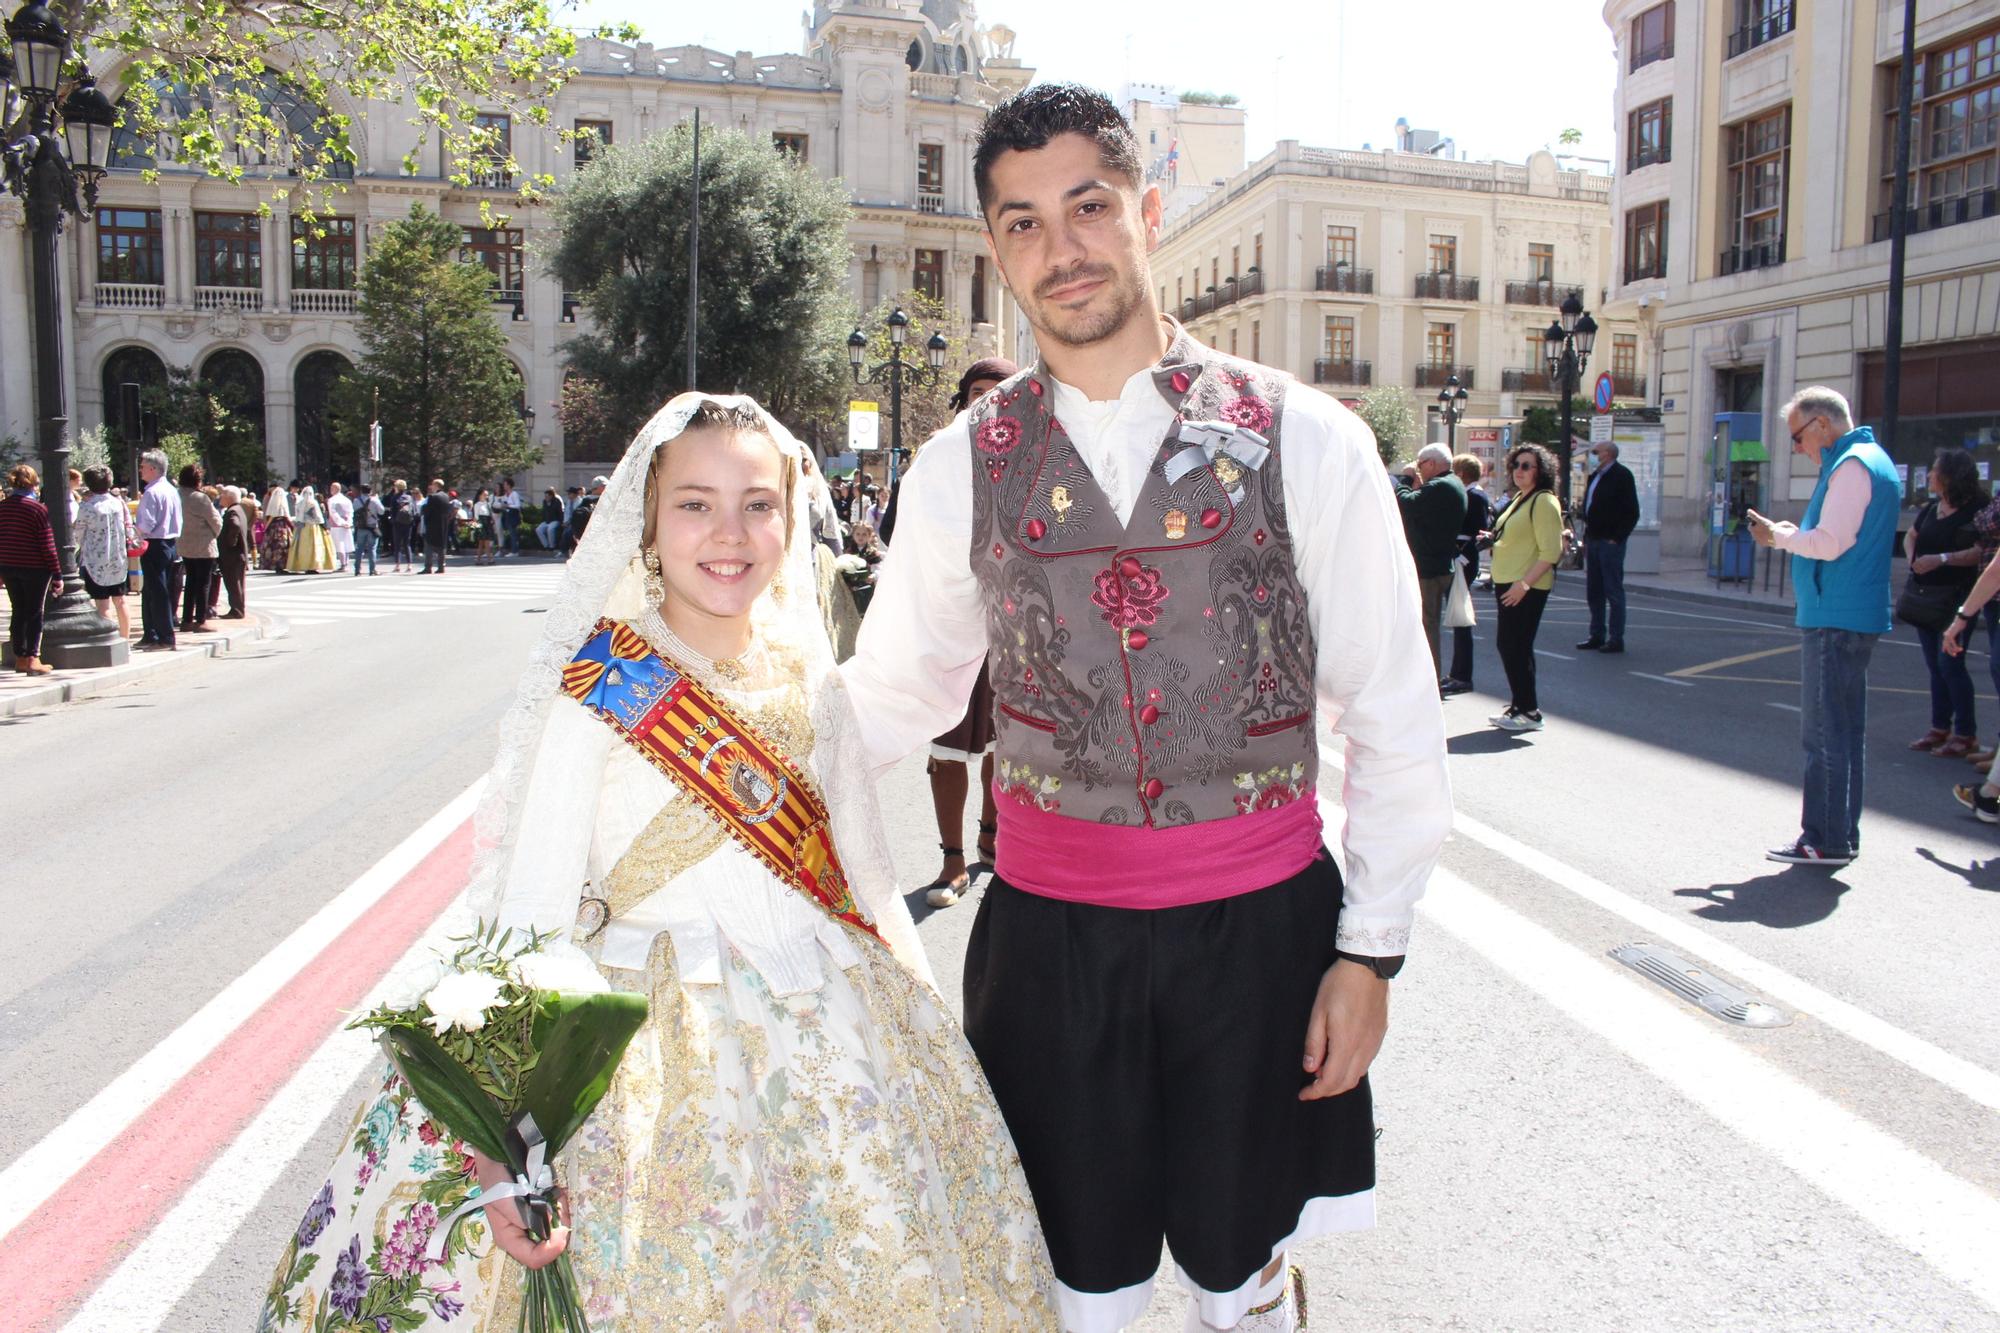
(842, 356), (1452, 956)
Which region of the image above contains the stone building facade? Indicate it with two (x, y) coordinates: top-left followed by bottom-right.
(0, 0), (1033, 488)
(1601, 0), (2000, 559)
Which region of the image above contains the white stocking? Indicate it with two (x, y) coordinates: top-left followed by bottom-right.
(1183, 1256), (1298, 1332)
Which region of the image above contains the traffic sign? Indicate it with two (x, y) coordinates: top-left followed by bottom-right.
(1593, 372), (1615, 412)
(847, 401), (880, 452)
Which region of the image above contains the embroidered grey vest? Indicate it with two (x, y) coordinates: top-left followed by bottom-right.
(968, 331), (1319, 828)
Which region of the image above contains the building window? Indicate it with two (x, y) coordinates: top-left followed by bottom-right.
(1613, 333), (1638, 379)
(1524, 330), (1548, 371)
(1230, 243), (1240, 280)
(973, 255), (989, 324)
(1426, 322), (1456, 368)
(1528, 243), (1554, 283)
(195, 211), (261, 288)
(1252, 320), (1260, 362)
(1631, 1), (1674, 71)
(772, 132), (808, 161)
(1624, 201), (1669, 281)
(1727, 0), (1794, 60)
(1877, 21), (2000, 238)
(1211, 257), (1219, 289)
(1428, 234), (1458, 275)
(1253, 232), (1263, 273)
(1324, 315), (1354, 360)
(1229, 327), (1238, 355)
(96, 207), (164, 285)
(1176, 275), (1184, 306)
(1628, 98), (1672, 171)
(1325, 225), (1356, 269)
(913, 248), (944, 303)
(472, 112), (512, 189)
(461, 226), (524, 299)
(573, 119), (612, 168)
(1725, 105), (1790, 273)
(917, 142), (944, 212)
(292, 216), (356, 290)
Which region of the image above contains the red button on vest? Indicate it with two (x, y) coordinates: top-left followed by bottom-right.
(1139, 704), (1160, 725)
(1200, 508), (1222, 529)
(1170, 371), (1191, 394)
(1025, 518), (1047, 540)
(1126, 629), (1149, 651)
(1028, 378), (1044, 396)
(1120, 556), (1142, 578)
(1143, 777), (1165, 800)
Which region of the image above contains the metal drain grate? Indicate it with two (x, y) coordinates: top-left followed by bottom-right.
(1608, 943), (1791, 1028)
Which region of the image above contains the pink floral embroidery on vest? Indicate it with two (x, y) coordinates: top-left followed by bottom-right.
(1233, 762), (1309, 815)
(1091, 563), (1169, 629)
(1219, 395), (1274, 434)
(975, 417), (1023, 456)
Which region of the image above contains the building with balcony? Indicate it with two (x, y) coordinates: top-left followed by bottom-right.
(1602, 0), (2000, 559)
(1151, 138), (1642, 463)
(0, 0), (1033, 486)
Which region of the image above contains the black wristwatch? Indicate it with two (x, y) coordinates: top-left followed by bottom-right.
(1956, 607), (1979, 624)
(1335, 950), (1404, 980)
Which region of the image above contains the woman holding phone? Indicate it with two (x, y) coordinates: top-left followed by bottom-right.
(1482, 444), (1564, 732)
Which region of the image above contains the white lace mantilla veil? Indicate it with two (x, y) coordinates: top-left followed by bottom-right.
(466, 391), (930, 983)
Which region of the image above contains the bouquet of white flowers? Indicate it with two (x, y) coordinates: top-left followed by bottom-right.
(349, 923), (646, 1333)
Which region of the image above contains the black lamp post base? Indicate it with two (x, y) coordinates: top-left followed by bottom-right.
(21, 587), (130, 669)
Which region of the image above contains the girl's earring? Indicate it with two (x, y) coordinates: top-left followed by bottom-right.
(643, 547), (667, 606)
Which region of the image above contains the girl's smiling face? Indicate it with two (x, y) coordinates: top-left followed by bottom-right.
(648, 425), (790, 654)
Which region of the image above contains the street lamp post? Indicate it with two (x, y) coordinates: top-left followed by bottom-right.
(1542, 291), (1599, 512)
(847, 305), (947, 492)
(1436, 373), (1468, 450)
(1, 1), (124, 668)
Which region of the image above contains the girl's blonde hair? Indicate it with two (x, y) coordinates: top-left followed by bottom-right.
(640, 401), (797, 552)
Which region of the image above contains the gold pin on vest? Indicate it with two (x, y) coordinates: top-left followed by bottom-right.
(1163, 508), (1188, 540)
(1051, 484), (1073, 524)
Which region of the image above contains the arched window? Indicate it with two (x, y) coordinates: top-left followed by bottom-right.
(110, 69), (354, 178)
(100, 345), (169, 447)
(199, 348), (267, 464)
(294, 350), (356, 483)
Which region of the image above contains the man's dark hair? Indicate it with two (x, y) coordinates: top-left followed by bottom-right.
(974, 82), (1143, 216)
(178, 462), (203, 488)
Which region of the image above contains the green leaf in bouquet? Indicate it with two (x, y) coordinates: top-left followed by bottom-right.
(517, 990), (649, 1153)
(380, 1025), (515, 1167)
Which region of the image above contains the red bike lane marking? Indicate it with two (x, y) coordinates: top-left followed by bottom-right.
(5, 820), (473, 1333)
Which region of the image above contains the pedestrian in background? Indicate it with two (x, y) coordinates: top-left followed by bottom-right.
(326, 481), (354, 573)
(286, 485), (337, 573)
(1576, 440), (1640, 654)
(176, 463), (221, 634)
(1394, 442), (1468, 689)
(498, 477), (522, 557)
(259, 484), (293, 571)
(217, 486), (251, 617)
(1902, 450), (1984, 757)
(385, 478), (416, 572)
(135, 449), (183, 651)
(1747, 386), (1900, 866)
(471, 487), (496, 565)
(350, 483), (383, 576)
(1442, 452), (1491, 697)
(0, 462), (61, 674)
(1484, 443), (1564, 732)
(75, 466), (135, 639)
(534, 486), (562, 552)
(421, 479), (453, 574)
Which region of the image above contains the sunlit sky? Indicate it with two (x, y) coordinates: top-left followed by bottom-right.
(561, 0), (1621, 169)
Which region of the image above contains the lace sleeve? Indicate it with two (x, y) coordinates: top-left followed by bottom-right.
(487, 698), (613, 952)
(813, 670), (938, 993)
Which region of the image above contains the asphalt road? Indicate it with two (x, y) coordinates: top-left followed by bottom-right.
(4, 566), (1995, 1331)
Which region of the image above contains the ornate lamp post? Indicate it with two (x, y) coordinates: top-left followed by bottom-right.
(1436, 373), (1468, 450)
(1, 1), (124, 667)
(1541, 291), (1599, 511)
(847, 305), (947, 491)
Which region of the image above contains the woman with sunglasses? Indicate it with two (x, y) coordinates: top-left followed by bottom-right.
(1481, 444), (1565, 731)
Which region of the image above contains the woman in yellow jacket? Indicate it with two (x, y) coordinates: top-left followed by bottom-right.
(1483, 443), (1565, 731)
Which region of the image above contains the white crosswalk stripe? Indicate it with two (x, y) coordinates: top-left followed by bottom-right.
(248, 564), (567, 624)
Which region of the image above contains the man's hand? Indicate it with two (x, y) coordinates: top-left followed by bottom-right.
(1300, 958), (1389, 1101)
(467, 1148), (570, 1270)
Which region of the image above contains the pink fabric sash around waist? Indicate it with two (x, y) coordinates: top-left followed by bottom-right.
(991, 787), (1325, 909)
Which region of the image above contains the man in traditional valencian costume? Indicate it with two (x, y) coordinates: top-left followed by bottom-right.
(845, 85), (1451, 1332)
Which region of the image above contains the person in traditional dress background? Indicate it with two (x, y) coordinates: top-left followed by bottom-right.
(326, 480), (355, 573)
(286, 485), (338, 574)
(845, 84), (1451, 1333)
(259, 394), (1054, 1332)
(259, 485), (293, 571)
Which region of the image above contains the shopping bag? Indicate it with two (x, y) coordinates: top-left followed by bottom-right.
(1445, 565), (1476, 629)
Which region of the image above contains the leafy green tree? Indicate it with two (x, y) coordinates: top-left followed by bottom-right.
(144, 364), (268, 485)
(78, 0), (631, 213)
(549, 123), (855, 437)
(336, 205), (535, 484)
(1558, 128), (1584, 147)
(1354, 385), (1419, 465)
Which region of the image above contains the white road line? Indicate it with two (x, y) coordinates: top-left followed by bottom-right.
(0, 779), (483, 1240)
(1533, 649), (1574, 661)
(1449, 809), (2000, 1115)
(58, 919), (462, 1333)
(1629, 671), (1695, 687)
(1768, 701), (1802, 713)
(1421, 869), (2000, 1313)
(278, 617), (345, 626)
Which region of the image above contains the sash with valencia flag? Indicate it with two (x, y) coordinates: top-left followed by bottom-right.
(561, 618), (879, 942)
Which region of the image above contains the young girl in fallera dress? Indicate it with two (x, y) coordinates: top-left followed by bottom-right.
(258, 394), (1054, 1331)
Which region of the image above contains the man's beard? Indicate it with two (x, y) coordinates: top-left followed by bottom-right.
(1028, 261), (1147, 350)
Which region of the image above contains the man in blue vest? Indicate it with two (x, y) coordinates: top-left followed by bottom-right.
(1747, 386), (1900, 866)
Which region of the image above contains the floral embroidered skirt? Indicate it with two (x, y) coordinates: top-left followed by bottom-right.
(259, 934), (1057, 1331)
(259, 518), (293, 572)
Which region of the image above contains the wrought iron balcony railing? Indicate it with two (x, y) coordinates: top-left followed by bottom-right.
(1315, 265), (1373, 294)
(1414, 272), (1479, 302)
(1312, 358), (1371, 386)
